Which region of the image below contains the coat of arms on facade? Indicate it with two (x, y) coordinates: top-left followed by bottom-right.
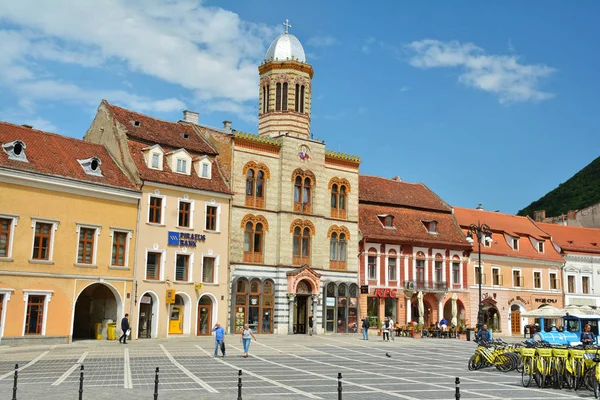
(298, 145), (310, 161)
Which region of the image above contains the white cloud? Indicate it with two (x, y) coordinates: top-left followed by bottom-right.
(307, 36), (339, 47)
(0, 0), (278, 120)
(400, 86), (410, 92)
(406, 39), (555, 104)
(361, 37), (377, 54)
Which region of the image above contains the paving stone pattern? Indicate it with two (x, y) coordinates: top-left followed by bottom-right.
(0, 335), (591, 399)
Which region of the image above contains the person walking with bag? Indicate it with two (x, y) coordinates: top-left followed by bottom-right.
(213, 322), (226, 357)
(362, 316), (369, 340)
(119, 313), (130, 344)
(240, 323), (257, 358)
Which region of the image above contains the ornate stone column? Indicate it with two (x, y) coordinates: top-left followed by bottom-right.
(406, 297), (412, 323)
(311, 294), (319, 335)
(287, 293), (296, 335)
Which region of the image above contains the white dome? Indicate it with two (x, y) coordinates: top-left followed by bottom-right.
(265, 33), (306, 63)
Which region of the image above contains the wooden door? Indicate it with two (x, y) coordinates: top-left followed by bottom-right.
(169, 306), (183, 334)
(511, 311), (521, 335)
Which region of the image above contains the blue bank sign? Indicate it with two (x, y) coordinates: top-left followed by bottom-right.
(167, 231), (206, 247)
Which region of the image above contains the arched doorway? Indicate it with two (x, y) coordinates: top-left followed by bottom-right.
(197, 296), (212, 336)
(293, 279), (312, 334)
(411, 295), (432, 325)
(443, 298), (467, 327)
(510, 304), (522, 335)
(138, 292), (157, 339)
(72, 283), (121, 340)
(168, 295), (185, 335)
(232, 278), (275, 334)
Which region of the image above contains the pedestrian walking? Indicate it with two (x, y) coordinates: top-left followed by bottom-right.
(362, 316), (369, 340)
(213, 322), (226, 357)
(308, 315), (314, 336)
(382, 317), (390, 342)
(240, 323), (257, 358)
(119, 313), (130, 344)
(476, 324), (492, 343)
(388, 317), (395, 342)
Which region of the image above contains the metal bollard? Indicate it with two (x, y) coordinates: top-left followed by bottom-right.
(338, 372), (342, 400)
(237, 369), (243, 400)
(12, 363), (18, 400)
(153, 367), (159, 400)
(78, 365), (84, 400)
(455, 377), (460, 399)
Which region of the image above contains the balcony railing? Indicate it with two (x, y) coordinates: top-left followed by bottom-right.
(403, 280), (448, 292)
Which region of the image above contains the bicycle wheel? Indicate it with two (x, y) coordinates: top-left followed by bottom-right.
(584, 368), (596, 391)
(595, 379), (599, 399)
(554, 359), (563, 390)
(495, 354), (513, 373)
(522, 358), (533, 387)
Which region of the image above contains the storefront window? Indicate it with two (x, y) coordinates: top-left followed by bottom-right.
(349, 285), (358, 333)
(326, 282), (336, 332)
(367, 296), (379, 327)
(384, 298), (396, 322)
(323, 282), (359, 333)
(232, 278), (274, 334)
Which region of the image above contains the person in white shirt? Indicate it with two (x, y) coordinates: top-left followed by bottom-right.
(388, 317), (395, 342)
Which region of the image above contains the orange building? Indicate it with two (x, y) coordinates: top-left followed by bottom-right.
(358, 176), (472, 330)
(454, 207), (564, 335)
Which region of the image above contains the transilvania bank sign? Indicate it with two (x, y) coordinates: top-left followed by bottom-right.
(168, 231), (206, 247)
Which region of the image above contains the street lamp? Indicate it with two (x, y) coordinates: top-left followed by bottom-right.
(465, 222), (493, 330)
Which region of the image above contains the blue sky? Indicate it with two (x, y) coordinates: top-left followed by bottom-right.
(1, 1), (598, 215)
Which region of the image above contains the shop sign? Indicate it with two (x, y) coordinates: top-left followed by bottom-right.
(374, 288), (397, 298)
(360, 285), (369, 294)
(168, 231), (206, 247)
(508, 296), (529, 305)
(534, 298), (558, 304)
(326, 298), (335, 307)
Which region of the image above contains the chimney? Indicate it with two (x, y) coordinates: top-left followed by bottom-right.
(391, 176), (402, 182)
(21, 124), (33, 129)
(223, 120), (232, 133)
(183, 110), (199, 125)
(533, 210), (546, 222)
(476, 204), (484, 210)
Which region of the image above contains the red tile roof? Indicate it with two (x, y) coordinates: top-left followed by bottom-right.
(0, 121), (136, 190)
(359, 175), (450, 212)
(453, 207), (564, 262)
(537, 222), (600, 255)
(104, 100), (217, 155)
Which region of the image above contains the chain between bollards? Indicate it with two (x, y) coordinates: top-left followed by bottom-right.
(237, 369), (243, 400)
(455, 377), (460, 399)
(153, 367), (159, 400)
(12, 363), (18, 400)
(338, 372), (342, 400)
(78, 365), (84, 400)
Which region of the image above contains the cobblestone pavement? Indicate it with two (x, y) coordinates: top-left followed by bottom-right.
(0, 334), (592, 400)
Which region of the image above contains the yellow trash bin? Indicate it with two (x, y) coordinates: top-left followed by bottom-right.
(94, 323), (102, 340)
(107, 323), (117, 341)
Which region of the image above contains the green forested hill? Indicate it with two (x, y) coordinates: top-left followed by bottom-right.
(518, 156), (600, 217)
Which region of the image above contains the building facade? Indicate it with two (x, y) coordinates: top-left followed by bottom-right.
(0, 122), (140, 345)
(358, 176), (472, 330)
(454, 207), (564, 335)
(204, 29), (361, 334)
(537, 223), (600, 307)
(85, 102), (232, 338)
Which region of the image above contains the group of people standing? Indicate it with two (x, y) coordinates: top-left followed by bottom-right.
(361, 316), (396, 341)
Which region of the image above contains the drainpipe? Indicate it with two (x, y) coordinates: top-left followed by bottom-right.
(131, 181), (144, 338)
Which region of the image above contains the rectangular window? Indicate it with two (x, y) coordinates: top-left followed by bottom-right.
(416, 260), (425, 283)
(176, 158), (187, 173)
(367, 256), (376, 280)
(151, 153), (160, 169)
(205, 206), (217, 231)
(32, 222), (52, 260)
(175, 254), (189, 282)
(550, 273), (558, 290)
(434, 260), (442, 282)
(538, 242), (544, 253)
(512, 238), (519, 250)
(178, 201), (191, 228)
(567, 275), (575, 293)
(582, 276), (590, 294)
(513, 270), (522, 287)
(25, 295), (45, 335)
(148, 196), (162, 224)
(77, 227), (95, 264)
(146, 252), (161, 280)
(202, 256), (215, 283)
(111, 231), (127, 266)
(202, 163), (209, 178)
(492, 268), (502, 286)
(388, 257), (397, 281)
(534, 272), (541, 289)
(0, 218), (12, 258)
(475, 266), (482, 285)
(452, 262), (460, 284)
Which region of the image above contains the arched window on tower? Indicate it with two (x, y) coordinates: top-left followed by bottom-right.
(266, 85), (270, 111)
(276, 83), (282, 111)
(282, 82), (288, 111)
(295, 84), (305, 113)
(243, 221), (263, 263)
(300, 85), (305, 113)
(329, 178), (350, 219)
(295, 84), (300, 112)
(293, 170), (314, 213)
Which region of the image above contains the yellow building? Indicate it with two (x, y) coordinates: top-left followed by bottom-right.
(0, 122), (140, 345)
(85, 101), (232, 338)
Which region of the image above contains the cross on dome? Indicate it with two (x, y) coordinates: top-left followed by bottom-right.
(282, 19), (292, 34)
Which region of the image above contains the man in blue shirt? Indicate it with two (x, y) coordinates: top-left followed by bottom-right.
(476, 324), (492, 343)
(213, 322), (225, 357)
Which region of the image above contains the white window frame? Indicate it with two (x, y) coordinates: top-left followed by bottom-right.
(147, 193), (166, 225)
(30, 218), (59, 263)
(176, 158), (188, 174)
(566, 274), (576, 294)
(0, 214), (19, 260)
(367, 253), (378, 281)
(109, 228), (133, 269)
(549, 271), (559, 290)
(74, 223), (101, 267)
(199, 160), (212, 179)
(144, 248), (166, 281)
(201, 253), (219, 284)
(451, 259), (461, 286)
(581, 275), (592, 294)
(151, 152), (161, 169)
(387, 255), (398, 283)
(22, 290), (53, 336)
(0, 288), (13, 338)
(492, 266), (501, 287)
(204, 201), (221, 232)
(512, 268), (522, 288)
(177, 198), (194, 229)
(174, 251), (194, 283)
(533, 270), (542, 289)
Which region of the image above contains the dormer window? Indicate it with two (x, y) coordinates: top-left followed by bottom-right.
(195, 156), (212, 179)
(538, 241), (544, 253)
(151, 153), (160, 169)
(77, 157), (103, 177)
(132, 121), (141, 127)
(176, 158), (188, 174)
(2, 140), (28, 162)
(423, 220), (438, 234)
(378, 214), (394, 228)
(512, 238), (519, 250)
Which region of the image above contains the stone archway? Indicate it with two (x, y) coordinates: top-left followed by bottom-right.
(138, 291), (158, 339)
(72, 282), (122, 340)
(286, 265), (322, 335)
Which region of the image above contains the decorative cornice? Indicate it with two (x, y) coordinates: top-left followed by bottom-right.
(290, 219), (316, 235)
(234, 131), (282, 146)
(328, 177), (351, 192)
(259, 61), (314, 79)
(242, 161), (271, 179)
(327, 224), (351, 239)
(240, 214), (269, 231)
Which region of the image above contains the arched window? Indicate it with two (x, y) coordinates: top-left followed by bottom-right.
(262, 85), (270, 113)
(282, 82), (288, 111)
(276, 83), (282, 111)
(292, 170), (314, 213)
(416, 252), (426, 284)
(452, 255), (461, 286)
(329, 178), (350, 219)
(291, 220), (314, 266)
(262, 280), (274, 333)
(330, 232), (338, 261)
(295, 84), (305, 113)
(244, 163), (269, 208)
(434, 253), (444, 286)
(295, 84), (300, 112)
(328, 225), (349, 270)
(241, 215), (269, 264)
(388, 249), (397, 281)
(300, 85), (305, 113)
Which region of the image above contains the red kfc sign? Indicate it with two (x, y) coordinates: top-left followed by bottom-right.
(373, 288), (398, 298)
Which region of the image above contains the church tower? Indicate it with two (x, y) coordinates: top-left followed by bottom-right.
(258, 20), (313, 139)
